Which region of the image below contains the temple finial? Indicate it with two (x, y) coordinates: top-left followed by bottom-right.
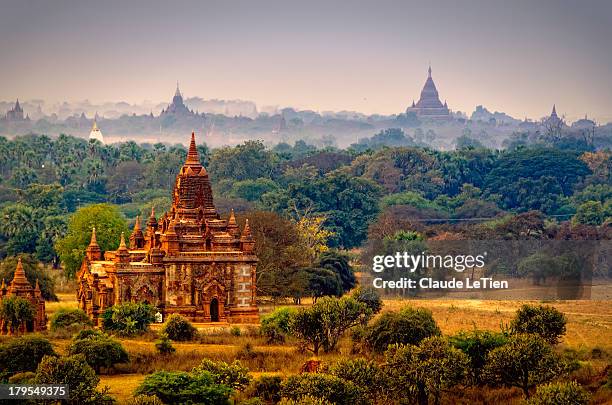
(13, 257), (27, 282)
(185, 132), (200, 165)
(241, 219), (253, 241)
(428, 63), (432, 78)
(119, 232), (127, 249)
(89, 227), (98, 246)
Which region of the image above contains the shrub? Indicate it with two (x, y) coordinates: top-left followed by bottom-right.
(450, 329), (508, 384)
(510, 304), (567, 344)
(74, 328), (104, 340)
(0, 296), (35, 334)
(278, 396), (333, 405)
(127, 395), (164, 405)
(8, 371), (35, 384)
(161, 314), (197, 341)
(50, 308), (92, 331)
(155, 333), (175, 355)
(249, 375), (283, 403)
(290, 296), (371, 355)
(328, 358), (386, 403)
(230, 325), (242, 336)
(101, 302), (155, 336)
(35, 354), (113, 404)
(527, 381), (590, 405)
(241, 398), (266, 405)
(281, 373), (361, 405)
(260, 307), (296, 344)
(134, 370), (233, 405)
(68, 332), (129, 374)
(193, 359), (251, 391)
(0, 335), (55, 375)
(364, 306), (441, 353)
(350, 286), (383, 315)
(483, 334), (563, 398)
(384, 337), (469, 405)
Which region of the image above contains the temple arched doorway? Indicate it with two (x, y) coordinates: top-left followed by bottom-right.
(210, 298), (219, 322)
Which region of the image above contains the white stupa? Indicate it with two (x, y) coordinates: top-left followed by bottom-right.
(89, 119), (104, 143)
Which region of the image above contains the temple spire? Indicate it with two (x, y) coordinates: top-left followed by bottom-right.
(428, 64), (432, 78)
(175, 81), (181, 97)
(134, 215), (141, 232)
(8, 257), (33, 292)
(551, 104), (557, 117)
(13, 258), (27, 282)
(228, 209), (237, 226)
(89, 227), (98, 247)
(240, 218), (255, 253)
(86, 227), (101, 261)
(185, 132), (201, 165)
(119, 232), (127, 249)
(241, 219), (253, 241)
(227, 209), (240, 238)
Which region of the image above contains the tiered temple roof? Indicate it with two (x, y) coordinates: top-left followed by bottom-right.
(161, 82), (195, 116)
(406, 66), (451, 121)
(0, 258), (47, 334)
(77, 132), (259, 324)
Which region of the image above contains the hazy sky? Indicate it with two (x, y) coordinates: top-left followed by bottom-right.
(1, 0), (611, 122)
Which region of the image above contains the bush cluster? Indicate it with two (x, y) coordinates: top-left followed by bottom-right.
(101, 302), (156, 336)
(161, 314), (197, 341)
(260, 307), (296, 344)
(67, 329), (129, 373)
(0, 335), (56, 377)
(363, 306), (441, 353)
(135, 359), (251, 404)
(50, 307), (93, 331)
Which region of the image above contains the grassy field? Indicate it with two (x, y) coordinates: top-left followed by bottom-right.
(41, 292), (612, 404)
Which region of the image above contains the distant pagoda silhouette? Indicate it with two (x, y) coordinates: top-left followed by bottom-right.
(160, 82), (195, 117)
(406, 65), (451, 121)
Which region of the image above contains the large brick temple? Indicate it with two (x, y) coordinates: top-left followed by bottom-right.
(77, 133), (259, 325)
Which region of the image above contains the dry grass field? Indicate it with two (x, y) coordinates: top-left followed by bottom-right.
(39, 292), (612, 403)
(382, 298), (612, 351)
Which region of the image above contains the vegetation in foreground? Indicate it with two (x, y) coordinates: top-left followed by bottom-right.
(1, 292), (610, 404)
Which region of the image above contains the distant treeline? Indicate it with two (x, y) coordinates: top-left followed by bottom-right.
(0, 132), (609, 266)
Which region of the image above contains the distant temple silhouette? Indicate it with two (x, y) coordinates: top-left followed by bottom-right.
(3, 99), (29, 122)
(406, 66), (451, 121)
(545, 104), (565, 127)
(160, 82), (195, 117)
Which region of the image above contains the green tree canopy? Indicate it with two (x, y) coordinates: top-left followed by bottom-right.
(290, 296), (371, 355)
(364, 306), (441, 353)
(55, 203), (128, 278)
(510, 304), (567, 345)
(384, 337), (469, 405)
(0, 296), (35, 335)
(483, 334), (563, 398)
